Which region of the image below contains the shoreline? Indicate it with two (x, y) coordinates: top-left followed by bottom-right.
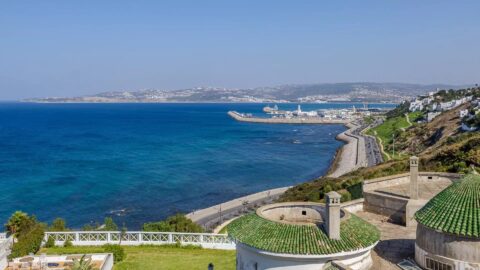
(186, 123), (362, 230)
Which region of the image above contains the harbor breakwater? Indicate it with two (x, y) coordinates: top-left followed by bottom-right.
(228, 111), (349, 124)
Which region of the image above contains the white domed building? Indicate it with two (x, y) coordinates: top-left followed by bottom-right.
(415, 173), (480, 270)
(228, 192), (379, 270)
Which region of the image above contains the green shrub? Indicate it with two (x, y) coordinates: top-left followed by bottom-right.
(9, 224), (45, 259)
(143, 214), (204, 233)
(103, 217), (118, 231)
(339, 190), (352, 202)
(45, 236), (56, 248)
(49, 218), (68, 231)
(64, 239), (73, 248)
(103, 244), (125, 262)
(323, 184), (332, 193)
(346, 182), (363, 200)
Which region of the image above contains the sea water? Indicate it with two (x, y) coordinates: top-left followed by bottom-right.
(0, 102), (392, 228)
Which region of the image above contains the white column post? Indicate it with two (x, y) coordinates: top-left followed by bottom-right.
(410, 156), (419, 200)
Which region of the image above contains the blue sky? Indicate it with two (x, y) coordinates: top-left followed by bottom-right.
(1, 1), (479, 100)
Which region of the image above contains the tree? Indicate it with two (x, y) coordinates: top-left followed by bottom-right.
(8, 212), (45, 259)
(5, 211), (30, 235)
(49, 218), (67, 231)
(103, 217), (118, 231)
(72, 255), (95, 270)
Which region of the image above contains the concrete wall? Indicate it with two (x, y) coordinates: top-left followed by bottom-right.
(363, 172), (461, 192)
(363, 192), (408, 224)
(362, 172), (461, 224)
(236, 242), (374, 270)
(341, 199), (364, 214)
(261, 205), (324, 224)
(416, 243), (480, 270)
(101, 254), (114, 270)
(416, 223), (480, 263)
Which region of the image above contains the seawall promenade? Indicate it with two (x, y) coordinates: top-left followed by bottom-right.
(329, 123), (368, 177)
(228, 111), (349, 124)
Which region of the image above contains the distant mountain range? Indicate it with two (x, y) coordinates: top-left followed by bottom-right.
(24, 82), (466, 103)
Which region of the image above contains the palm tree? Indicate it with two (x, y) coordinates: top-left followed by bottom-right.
(72, 255), (97, 270)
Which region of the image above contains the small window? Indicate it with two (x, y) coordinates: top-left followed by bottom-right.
(428, 176), (433, 180)
(426, 257), (453, 270)
(301, 210), (307, 215)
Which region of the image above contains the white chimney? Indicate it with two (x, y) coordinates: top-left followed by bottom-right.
(325, 191), (341, 240)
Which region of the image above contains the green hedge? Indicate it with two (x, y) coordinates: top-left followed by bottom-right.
(346, 182), (363, 200)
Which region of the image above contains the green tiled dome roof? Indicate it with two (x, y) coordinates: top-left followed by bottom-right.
(227, 213), (379, 255)
(415, 174), (480, 238)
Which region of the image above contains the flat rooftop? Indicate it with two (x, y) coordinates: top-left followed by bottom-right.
(6, 254), (112, 270)
(374, 177), (453, 200)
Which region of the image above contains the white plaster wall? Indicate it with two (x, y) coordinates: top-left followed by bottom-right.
(236, 243), (374, 270)
(415, 243), (480, 270)
(341, 199), (364, 214)
(262, 206), (324, 223)
(100, 254), (114, 270)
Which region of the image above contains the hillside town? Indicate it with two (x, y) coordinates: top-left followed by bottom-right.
(408, 88), (480, 130)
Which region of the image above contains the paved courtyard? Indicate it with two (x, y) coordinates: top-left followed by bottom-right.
(374, 178), (452, 199)
(356, 211), (417, 270)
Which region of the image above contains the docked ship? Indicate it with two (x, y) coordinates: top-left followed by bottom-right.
(263, 105), (279, 113)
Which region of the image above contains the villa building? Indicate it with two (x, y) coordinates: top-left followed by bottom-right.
(414, 174), (480, 270)
(227, 194), (379, 270)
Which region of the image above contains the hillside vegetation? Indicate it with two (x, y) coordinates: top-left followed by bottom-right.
(279, 88), (479, 203)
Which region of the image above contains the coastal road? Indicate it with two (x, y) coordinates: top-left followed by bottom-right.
(186, 187), (289, 231)
(364, 135), (383, 166)
(192, 196), (280, 231)
(351, 122), (383, 167)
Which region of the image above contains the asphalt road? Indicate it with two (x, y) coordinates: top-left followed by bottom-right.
(350, 122), (384, 167)
(194, 195), (281, 231)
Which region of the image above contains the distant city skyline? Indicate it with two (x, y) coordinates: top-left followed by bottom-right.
(1, 1), (479, 100)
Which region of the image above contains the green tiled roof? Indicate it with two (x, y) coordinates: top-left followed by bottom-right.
(227, 213), (379, 255)
(415, 174), (480, 238)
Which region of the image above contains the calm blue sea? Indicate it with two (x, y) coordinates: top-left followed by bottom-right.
(0, 102), (393, 229)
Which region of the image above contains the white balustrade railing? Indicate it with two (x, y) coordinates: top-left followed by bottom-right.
(44, 231), (235, 250)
